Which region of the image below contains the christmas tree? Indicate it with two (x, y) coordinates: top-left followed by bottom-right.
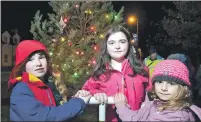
(30, 1), (124, 88)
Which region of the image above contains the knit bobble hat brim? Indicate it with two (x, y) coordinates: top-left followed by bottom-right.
(151, 60), (191, 87)
(152, 75), (190, 87)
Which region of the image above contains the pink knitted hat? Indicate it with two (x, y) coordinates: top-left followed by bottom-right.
(151, 60), (191, 86)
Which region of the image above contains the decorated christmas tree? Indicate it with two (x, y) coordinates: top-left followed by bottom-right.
(30, 1), (124, 88)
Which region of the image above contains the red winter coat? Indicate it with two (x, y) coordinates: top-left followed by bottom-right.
(82, 59), (152, 121)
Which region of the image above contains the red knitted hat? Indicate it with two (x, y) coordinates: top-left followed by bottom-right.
(151, 60), (191, 86)
(9, 40), (48, 79)
(15, 40), (47, 66)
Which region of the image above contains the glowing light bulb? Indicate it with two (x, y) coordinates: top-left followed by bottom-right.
(74, 72), (78, 76)
(49, 52), (53, 56)
(61, 37), (65, 42)
(100, 34), (104, 38)
(75, 4), (79, 8)
(105, 14), (109, 18)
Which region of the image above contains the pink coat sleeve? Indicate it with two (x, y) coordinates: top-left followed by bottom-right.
(115, 102), (151, 121)
(190, 105), (201, 120)
(82, 77), (105, 95)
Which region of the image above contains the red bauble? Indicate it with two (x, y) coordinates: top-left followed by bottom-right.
(92, 60), (96, 64)
(64, 18), (68, 23)
(93, 45), (97, 50)
(68, 42), (72, 46)
(90, 26), (95, 31)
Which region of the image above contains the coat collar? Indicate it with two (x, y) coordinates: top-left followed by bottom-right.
(106, 59), (131, 75)
(8, 72), (48, 90)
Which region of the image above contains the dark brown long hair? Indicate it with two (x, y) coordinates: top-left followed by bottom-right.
(11, 51), (68, 103)
(91, 25), (148, 81)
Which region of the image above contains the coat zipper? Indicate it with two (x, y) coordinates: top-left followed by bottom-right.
(46, 89), (53, 105)
(132, 79), (135, 90)
(132, 78), (137, 105)
(116, 82), (119, 92)
(121, 76), (125, 92)
(124, 76), (129, 103)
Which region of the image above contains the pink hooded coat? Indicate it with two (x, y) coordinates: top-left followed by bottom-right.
(115, 95), (201, 121)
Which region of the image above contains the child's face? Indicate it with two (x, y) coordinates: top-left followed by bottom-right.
(154, 81), (179, 101)
(25, 52), (47, 79)
(150, 52), (157, 60)
(107, 31), (129, 61)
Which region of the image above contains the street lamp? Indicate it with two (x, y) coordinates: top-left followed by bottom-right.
(128, 15), (142, 60)
(127, 15), (138, 37)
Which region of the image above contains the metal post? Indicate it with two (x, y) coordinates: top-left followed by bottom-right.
(88, 97), (114, 121)
(136, 19), (138, 40)
(99, 104), (106, 121)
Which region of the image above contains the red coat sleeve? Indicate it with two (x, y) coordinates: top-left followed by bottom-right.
(82, 77), (105, 95)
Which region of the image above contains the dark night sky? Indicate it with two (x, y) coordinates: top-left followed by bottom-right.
(1, 1), (174, 41)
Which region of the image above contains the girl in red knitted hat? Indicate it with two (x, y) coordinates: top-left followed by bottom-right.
(9, 40), (91, 121)
(113, 60), (201, 121)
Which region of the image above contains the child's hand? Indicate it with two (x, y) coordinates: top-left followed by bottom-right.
(74, 90), (91, 97)
(74, 90), (92, 103)
(94, 93), (108, 104)
(113, 93), (127, 105)
(77, 94), (92, 104)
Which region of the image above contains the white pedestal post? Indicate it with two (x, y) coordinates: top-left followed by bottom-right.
(88, 97), (114, 121)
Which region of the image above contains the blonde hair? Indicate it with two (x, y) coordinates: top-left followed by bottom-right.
(151, 83), (192, 112)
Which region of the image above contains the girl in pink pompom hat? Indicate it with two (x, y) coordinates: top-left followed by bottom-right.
(113, 60), (201, 121)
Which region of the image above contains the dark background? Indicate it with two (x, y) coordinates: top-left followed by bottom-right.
(1, 1), (175, 57)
